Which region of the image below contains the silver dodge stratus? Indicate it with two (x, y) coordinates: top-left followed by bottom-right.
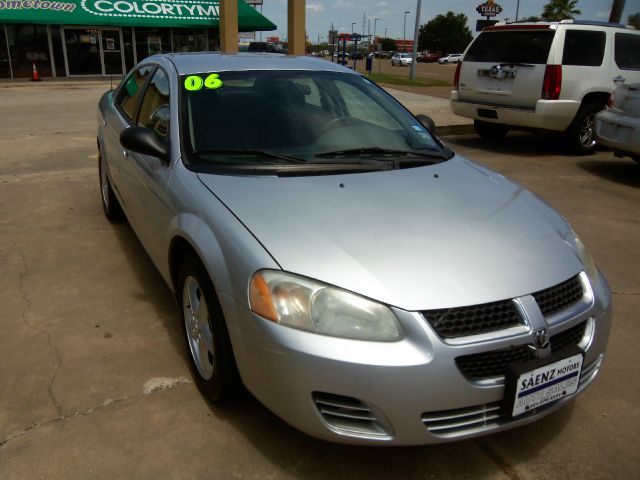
(97, 53), (611, 445)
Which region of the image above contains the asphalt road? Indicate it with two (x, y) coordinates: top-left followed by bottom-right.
(0, 80), (638, 479)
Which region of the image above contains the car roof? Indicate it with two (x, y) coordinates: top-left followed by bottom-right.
(148, 52), (359, 75)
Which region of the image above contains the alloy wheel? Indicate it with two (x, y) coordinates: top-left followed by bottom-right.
(182, 275), (215, 380)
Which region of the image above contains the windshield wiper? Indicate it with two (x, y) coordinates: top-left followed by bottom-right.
(193, 148), (308, 163)
(316, 147), (448, 161)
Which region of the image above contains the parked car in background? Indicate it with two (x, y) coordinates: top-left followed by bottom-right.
(248, 42), (286, 54)
(417, 52), (440, 63)
(438, 54), (463, 64)
(391, 52), (413, 66)
(451, 20), (640, 154)
(98, 52), (611, 446)
(595, 82), (640, 163)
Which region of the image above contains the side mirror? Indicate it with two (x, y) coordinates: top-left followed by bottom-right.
(416, 114), (436, 134)
(120, 126), (170, 162)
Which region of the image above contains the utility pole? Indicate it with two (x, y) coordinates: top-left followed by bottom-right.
(609, 0), (626, 23)
(403, 11), (410, 52)
(410, 0), (421, 80)
(515, 0), (520, 22)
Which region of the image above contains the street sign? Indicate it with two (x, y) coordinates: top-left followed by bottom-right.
(476, 0), (503, 18)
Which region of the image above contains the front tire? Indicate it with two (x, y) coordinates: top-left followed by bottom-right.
(474, 120), (509, 140)
(178, 254), (240, 402)
(565, 102), (603, 155)
(99, 151), (124, 221)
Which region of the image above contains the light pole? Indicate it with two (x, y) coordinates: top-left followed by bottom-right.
(410, 0), (421, 80)
(515, 0), (520, 21)
(373, 17), (379, 45)
(384, 27), (387, 39)
(352, 22), (356, 35)
(403, 11), (410, 52)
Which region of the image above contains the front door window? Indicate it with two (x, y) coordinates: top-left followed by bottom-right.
(102, 29), (123, 75)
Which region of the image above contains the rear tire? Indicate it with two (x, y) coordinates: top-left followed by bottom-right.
(178, 254), (240, 402)
(99, 151), (124, 222)
(565, 102), (604, 155)
(474, 120), (509, 140)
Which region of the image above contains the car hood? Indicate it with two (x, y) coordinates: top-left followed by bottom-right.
(197, 156), (582, 311)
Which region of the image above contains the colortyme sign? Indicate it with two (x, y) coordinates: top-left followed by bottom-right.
(0, 0), (276, 29)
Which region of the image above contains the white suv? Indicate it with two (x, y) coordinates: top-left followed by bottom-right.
(450, 20), (640, 154)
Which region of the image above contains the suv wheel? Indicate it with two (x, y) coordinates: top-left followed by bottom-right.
(565, 102), (603, 155)
(474, 120), (509, 140)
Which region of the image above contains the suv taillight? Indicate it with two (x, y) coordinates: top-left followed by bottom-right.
(542, 65), (562, 100)
(454, 61), (462, 90)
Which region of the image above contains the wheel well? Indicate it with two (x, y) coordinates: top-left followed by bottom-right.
(169, 236), (200, 296)
(581, 92), (610, 109)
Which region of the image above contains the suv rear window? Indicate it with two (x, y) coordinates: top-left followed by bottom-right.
(563, 30), (605, 66)
(465, 30), (556, 64)
(615, 33), (640, 70)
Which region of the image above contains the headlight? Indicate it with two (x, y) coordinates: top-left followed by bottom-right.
(249, 270), (402, 342)
(571, 229), (599, 285)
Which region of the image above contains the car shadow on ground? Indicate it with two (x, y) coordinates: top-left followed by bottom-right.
(577, 158), (640, 188)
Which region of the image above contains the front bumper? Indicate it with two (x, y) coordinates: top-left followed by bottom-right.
(223, 272), (612, 445)
(595, 109), (640, 156)
(450, 92), (581, 132)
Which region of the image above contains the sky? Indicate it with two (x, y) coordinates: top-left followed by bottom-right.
(251, 0), (640, 44)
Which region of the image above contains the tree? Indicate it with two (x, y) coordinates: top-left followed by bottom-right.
(541, 0), (581, 21)
(379, 37), (397, 51)
(418, 11), (473, 53)
(628, 13), (640, 29)
(520, 15), (541, 22)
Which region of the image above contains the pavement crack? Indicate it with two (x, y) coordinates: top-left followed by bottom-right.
(476, 440), (522, 480)
(0, 379), (192, 448)
(611, 291), (640, 296)
(17, 250), (64, 416)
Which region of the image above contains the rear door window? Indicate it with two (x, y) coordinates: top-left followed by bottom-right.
(563, 30), (606, 66)
(465, 30), (556, 64)
(116, 65), (154, 121)
(614, 33), (640, 70)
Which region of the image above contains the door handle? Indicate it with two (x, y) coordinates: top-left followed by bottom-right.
(613, 75), (626, 83)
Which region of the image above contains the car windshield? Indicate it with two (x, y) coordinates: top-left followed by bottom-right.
(181, 70), (445, 170)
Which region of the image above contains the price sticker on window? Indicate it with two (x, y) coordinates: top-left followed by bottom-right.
(184, 74), (223, 91)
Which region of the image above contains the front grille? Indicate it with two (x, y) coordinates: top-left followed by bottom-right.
(312, 392), (389, 438)
(456, 345), (533, 380)
(551, 321), (586, 353)
(456, 321), (587, 381)
(422, 300), (521, 338)
(424, 356), (599, 437)
(533, 275), (584, 317)
(422, 402), (503, 435)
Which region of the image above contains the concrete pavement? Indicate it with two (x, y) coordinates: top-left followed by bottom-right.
(0, 80), (638, 479)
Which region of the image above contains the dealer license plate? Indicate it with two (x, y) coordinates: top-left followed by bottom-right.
(511, 353), (583, 417)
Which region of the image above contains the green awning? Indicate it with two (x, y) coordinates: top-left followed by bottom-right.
(0, 0), (276, 30)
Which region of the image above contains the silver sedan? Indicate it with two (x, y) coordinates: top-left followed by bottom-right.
(97, 53), (611, 445)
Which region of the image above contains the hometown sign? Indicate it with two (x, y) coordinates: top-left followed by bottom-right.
(0, 0), (276, 29)
(476, 0), (502, 18)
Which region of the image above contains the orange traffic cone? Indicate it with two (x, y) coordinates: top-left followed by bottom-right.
(30, 61), (42, 82)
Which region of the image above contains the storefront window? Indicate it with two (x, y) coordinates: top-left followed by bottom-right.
(0, 24), (10, 78)
(50, 26), (65, 77)
(64, 28), (101, 75)
(5, 24), (52, 78)
(207, 29), (220, 51)
(172, 28), (208, 52)
(122, 27), (135, 73)
(134, 27), (172, 62)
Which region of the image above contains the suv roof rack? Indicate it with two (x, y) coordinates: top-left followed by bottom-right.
(559, 19), (629, 28)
